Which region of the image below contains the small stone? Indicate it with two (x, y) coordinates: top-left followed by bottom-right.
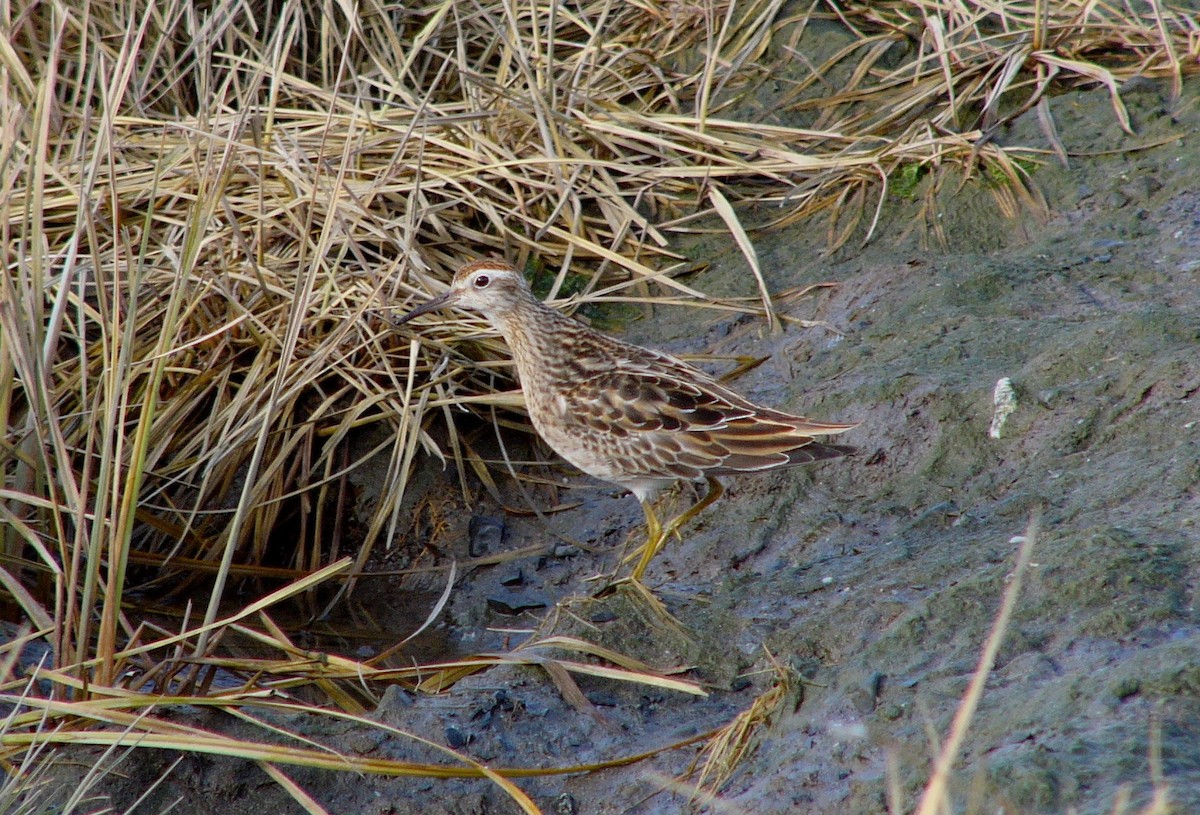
(468, 515), (505, 557)
(848, 688), (876, 715)
(1112, 677), (1140, 701)
(1036, 388), (1060, 408)
(345, 731), (381, 754)
(1118, 176), (1161, 202)
(729, 676), (753, 692)
(486, 592), (548, 615)
(445, 726), (472, 748)
(1104, 190), (1130, 209)
(378, 685), (415, 710)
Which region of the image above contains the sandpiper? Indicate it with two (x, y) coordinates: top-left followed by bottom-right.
(394, 259), (857, 581)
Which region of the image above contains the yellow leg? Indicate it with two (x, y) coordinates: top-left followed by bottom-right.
(629, 499), (664, 581)
(629, 477), (724, 581)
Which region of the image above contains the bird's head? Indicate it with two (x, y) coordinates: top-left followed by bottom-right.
(393, 260), (533, 326)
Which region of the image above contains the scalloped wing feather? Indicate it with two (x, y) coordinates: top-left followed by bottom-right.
(557, 353), (857, 481)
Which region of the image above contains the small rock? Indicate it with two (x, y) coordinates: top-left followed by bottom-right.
(445, 725), (472, 748)
(848, 687), (876, 715)
(1111, 677), (1140, 701)
(1118, 176), (1162, 202)
(1036, 388), (1061, 408)
(486, 592), (549, 615)
(468, 515), (505, 557)
(345, 731), (381, 754)
(378, 685), (415, 710)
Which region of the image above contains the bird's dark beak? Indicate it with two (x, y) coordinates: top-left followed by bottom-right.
(390, 290), (456, 327)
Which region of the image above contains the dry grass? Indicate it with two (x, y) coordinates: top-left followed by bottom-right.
(685, 648), (792, 804)
(1, 0), (1196, 810)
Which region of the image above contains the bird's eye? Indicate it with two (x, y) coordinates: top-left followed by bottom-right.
(473, 274), (491, 288)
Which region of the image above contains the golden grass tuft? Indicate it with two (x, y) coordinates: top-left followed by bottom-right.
(686, 649), (793, 804)
(1, 0), (1196, 810)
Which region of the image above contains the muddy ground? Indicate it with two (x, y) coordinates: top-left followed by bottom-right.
(95, 76), (1199, 814)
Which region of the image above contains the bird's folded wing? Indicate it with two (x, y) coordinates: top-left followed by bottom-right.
(560, 367), (855, 478)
